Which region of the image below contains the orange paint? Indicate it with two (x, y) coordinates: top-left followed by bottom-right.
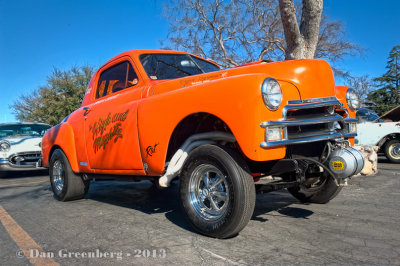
(42, 50), (356, 176)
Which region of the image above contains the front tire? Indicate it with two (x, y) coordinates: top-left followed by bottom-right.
(179, 145), (255, 238)
(384, 139), (400, 163)
(49, 149), (90, 201)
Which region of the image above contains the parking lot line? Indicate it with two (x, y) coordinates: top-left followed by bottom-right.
(0, 180), (48, 189)
(0, 204), (59, 266)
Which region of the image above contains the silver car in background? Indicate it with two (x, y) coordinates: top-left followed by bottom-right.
(356, 106), (400, 163)
(0, 122), (51, 176)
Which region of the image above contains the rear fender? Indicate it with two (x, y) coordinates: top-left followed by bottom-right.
(42, 122), (79, 172)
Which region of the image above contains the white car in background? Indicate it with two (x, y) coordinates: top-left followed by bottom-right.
(355, 106), (400, 163)
(0, 122), (51, 176)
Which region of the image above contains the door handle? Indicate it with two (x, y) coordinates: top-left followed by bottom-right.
(83, 107), (91, 116)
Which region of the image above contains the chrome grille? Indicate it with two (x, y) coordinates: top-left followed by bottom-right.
(9, 152), (41, 166)
(260, 98), (357, 148)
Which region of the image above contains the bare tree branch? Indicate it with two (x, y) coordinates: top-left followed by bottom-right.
(163, 0), (359, 68)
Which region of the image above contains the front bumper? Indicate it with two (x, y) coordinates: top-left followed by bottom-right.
(0, 158), (44, 172)
(260, 99), (357, 148)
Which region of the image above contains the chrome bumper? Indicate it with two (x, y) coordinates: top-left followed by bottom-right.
(0, 158), (44, 171)
(260, 99), (358, 148)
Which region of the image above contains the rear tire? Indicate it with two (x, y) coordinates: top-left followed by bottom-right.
(49, 149), (90, 201)
(179, 145), (255, 238)
(384, 139), (400, 163)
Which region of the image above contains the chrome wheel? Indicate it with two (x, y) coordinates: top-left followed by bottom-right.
(188, 164), (230, 220)
(52, 160), (64, 195)
(388, 143), (400, 160)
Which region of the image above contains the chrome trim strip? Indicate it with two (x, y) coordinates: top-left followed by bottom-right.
(286, 130), (336, 140)
(282, 100), (342, 119)
(287, 96), (338, 104)
(260, 133), (343, 148)
(260, 114), (342, 128)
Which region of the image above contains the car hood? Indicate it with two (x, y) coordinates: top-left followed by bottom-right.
(149, 59), (335, 101)
(234, 59), (336, 100)
(1, 135), (43, 144)
(376, 105), (400, 122)
(0, 136), (42, 158)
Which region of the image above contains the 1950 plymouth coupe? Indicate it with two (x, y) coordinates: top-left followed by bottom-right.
(42, 50), (364, 238)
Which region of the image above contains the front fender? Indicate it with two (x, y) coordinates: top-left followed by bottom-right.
(138, 73), (301, 175)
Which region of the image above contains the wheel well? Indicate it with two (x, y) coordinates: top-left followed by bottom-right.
(379, 133), (400, 150)
(48, 145), (62, 164)
(166, 113), (236, 162)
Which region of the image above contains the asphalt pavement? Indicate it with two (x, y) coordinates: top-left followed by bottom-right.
(0, 158), (399, 265)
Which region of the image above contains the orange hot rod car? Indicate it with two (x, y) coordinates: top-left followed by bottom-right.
(42, 50), (364, 238)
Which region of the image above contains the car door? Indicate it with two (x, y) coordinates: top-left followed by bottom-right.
(84, 57), (143, 170)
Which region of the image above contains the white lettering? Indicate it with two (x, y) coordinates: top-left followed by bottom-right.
(29, 249), (54, 258)
(59, 249), (68, 258)
(30, 249), (39, 258)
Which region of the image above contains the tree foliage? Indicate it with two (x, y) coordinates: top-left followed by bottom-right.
(163, 0), (359, 67)
(366, 45), (400, 115)
(11, 66), (94, 125)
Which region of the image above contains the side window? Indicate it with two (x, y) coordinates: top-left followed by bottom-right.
(96, 61), (138, 99)
(127, 63), (139, 88)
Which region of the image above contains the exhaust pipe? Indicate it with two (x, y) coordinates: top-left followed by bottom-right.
(326, 147), (364, 178)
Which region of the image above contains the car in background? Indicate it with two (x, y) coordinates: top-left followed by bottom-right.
(356, 106), (400, 163)
(356, 108), (380, 123)
(0, 122), (51, 176)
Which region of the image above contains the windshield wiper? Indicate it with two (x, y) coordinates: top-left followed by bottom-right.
(188, 55), (205, 73)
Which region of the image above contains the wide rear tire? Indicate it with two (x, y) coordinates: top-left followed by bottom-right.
(179, 145), (255, 238)
(49, 149), (89, 201)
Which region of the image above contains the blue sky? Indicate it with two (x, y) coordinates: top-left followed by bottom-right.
(0, 0), (399, 123)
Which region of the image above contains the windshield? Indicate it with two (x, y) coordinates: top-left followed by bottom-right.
(140, 54), (220, 80)
(0, 124), (51, 138)
(356, 108), (380, 122)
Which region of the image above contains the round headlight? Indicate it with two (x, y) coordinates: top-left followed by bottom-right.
(346, 88), (360, 111)
(0, 140), (11, 152)
(262, 77), (282, 110)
